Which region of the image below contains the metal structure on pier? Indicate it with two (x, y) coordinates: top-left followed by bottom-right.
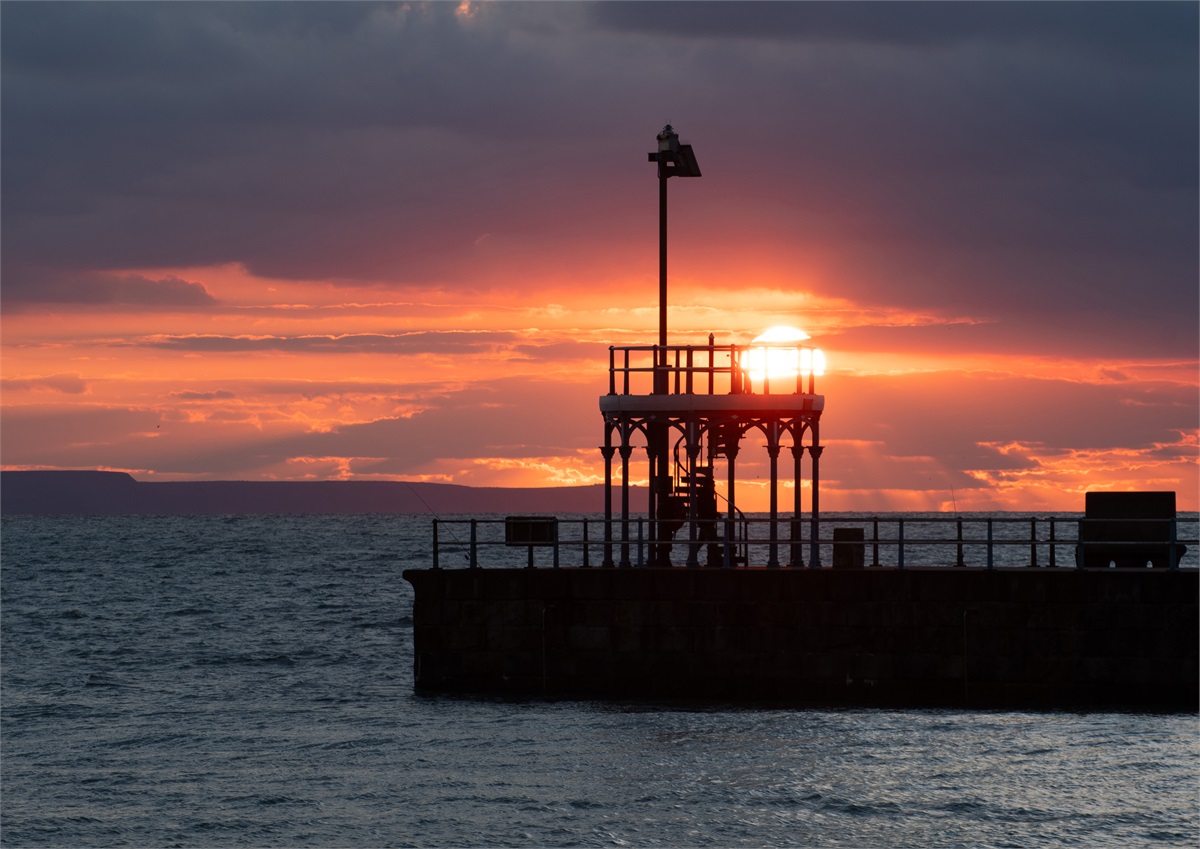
(597, 127), (826, 568)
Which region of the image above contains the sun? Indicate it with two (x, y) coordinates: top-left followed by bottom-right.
(745, 325), (824, 387)
(753, 325), (810, 346)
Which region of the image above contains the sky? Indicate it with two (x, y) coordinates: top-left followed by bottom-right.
(2, 0), (1197, 513)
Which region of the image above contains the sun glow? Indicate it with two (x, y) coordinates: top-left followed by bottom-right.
(745, 325), (825, 389)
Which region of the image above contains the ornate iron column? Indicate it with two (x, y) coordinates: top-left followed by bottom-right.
(767, 420), (782, 568)
(790, 441), (805, 568)
(601, 440), (616, 568)
(619, 438), (634, 568)
(809, 442), (824, 568)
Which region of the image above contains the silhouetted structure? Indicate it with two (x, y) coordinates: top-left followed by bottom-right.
(611, 126), (825, 568)
(600, 338), (824, 567)
(1076, 491), (1187, 568)
(398, 129), (1199, 709)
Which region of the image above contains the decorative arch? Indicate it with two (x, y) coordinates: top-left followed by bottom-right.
(600, 396), (825, 568)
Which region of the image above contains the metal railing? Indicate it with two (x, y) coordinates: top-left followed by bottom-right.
(430, 515), (1198, 570)
(607, 340), (822, 397)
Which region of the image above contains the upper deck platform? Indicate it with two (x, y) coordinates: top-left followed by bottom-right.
(599, 341), (825, 417)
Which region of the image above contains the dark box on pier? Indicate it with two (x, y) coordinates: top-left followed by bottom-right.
(1076, 491), (1186, 568)
(505, 516), (558, 547)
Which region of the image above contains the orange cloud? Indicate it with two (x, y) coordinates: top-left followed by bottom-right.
(3, 257), (1196, 513)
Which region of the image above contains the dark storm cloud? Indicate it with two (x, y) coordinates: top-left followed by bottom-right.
(2, 1), (1195, 355)
(2, 268), (216, 308)
(591, 1), (1194, 60)
(2, 1), (580, 279)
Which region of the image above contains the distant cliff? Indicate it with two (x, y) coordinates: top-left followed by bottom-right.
(0, 471), (615, 516)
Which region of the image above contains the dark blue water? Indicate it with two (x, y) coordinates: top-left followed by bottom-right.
(3, 514), (1196, 848)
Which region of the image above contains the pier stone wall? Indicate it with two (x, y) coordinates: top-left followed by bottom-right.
(402, 568), (1198, 710)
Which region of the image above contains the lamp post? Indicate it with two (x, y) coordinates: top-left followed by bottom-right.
(646, 125), (701, 564)
(648, 125), (702, 360)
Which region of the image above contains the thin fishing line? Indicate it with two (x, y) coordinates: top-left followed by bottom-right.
(406, 483), (469, 562)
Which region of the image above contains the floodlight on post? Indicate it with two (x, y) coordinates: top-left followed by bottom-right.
(645, 125), (701, 566)
(647, 125), (701, 357)
(658, 126), (679, 158)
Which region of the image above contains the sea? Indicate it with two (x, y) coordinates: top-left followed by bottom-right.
(2, 513), (1197, 849)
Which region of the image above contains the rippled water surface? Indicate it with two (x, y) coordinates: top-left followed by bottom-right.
(3, 515), (1196, 848)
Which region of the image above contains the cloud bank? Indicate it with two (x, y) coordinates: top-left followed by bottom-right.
(2, 1), (1196, 508)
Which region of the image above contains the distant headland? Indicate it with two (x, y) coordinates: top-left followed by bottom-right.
(0, 470), (613, 517)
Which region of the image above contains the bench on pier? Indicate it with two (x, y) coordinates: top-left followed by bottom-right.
(1076, 491), (1187, 568)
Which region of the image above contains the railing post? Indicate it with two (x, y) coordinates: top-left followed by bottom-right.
(1030, 518), (1038, 567)
(955, 519), (965, 567)
(469, 519), (478, 569)
(636, 518), (645, 568)
(608, 346), (616, 395)
(432, 519), (440, 569)
(789, 517), (803, 569)
(871, 518), (880, 567)
(898, 519), (905, 569)
(1049, 518), (1057, 567)
(582, 519), (590, 568)
(686, 516), (700, 570)
(707, 334), (715, 395)
(986, 518), (994, 569)
(1170, 519), (1178, 570)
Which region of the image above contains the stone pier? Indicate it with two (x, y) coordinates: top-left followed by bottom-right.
(403, 567), (1198, 710)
